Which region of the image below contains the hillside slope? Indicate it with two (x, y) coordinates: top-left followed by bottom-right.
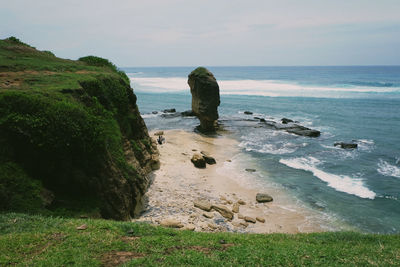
(0, 37), (159, 220)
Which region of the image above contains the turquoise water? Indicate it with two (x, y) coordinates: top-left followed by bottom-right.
(124, 66), (400, 233)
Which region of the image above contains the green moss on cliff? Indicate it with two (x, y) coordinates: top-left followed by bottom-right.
(0, 37), (154, 220)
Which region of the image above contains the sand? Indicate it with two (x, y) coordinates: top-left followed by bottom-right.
(133, 129), (325, 233)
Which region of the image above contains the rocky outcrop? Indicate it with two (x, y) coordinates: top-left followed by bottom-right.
(188, 67), (220, 132)
(191, 153), (206, 168)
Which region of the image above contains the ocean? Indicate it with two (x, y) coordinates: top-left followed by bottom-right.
(123, 66), (400, 234)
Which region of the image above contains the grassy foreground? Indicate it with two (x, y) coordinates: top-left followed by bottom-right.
(1, 213), (399, 266)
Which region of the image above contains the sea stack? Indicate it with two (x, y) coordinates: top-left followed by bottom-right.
(188, 67), (220, 132)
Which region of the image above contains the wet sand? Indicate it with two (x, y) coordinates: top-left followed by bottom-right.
(133, 129), (325, 233)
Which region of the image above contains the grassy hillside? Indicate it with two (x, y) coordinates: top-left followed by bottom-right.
(0, 37), (158, 220)
(1, 213), (399, 266)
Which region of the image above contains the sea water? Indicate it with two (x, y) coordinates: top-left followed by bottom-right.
(123, 66), (400, 233)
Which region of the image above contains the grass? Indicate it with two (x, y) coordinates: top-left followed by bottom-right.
(0, 213), (399, 266)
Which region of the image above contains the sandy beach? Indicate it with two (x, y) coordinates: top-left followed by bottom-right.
(133, 129), (325, 233)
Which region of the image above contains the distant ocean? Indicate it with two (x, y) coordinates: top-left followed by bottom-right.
(123, 66), (400, 233)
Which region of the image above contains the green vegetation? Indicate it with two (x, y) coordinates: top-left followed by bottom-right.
(189, 66), (212, 78)
(0, 37), (153, 220)
(0, 213), (399, 266)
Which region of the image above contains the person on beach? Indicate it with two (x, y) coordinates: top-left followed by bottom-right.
(157, 135), (164, 145)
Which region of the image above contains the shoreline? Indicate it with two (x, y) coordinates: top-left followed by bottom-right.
(134, 129), (329, 233)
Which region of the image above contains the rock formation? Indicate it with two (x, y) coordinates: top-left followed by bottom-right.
(188, 67), (220, 132)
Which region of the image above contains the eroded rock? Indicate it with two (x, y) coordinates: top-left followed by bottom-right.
(256, 193), (273, 203)
(191, 153), (206, 168)
(194, 200), (212, 212)
(212, 204), (234, 220)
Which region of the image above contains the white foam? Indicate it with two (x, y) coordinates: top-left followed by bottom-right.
(130, 76), (400, 98)
(377, 159), (400, 178)
(279, 157), (376, 199)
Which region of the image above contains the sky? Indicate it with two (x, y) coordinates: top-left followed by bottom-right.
(1, 0), (400, 67)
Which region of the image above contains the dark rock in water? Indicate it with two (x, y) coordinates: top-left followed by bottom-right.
(152, 111), (158, 114)
(286, 126), (321, 137)
(181, 110), (196, 117)
(334, 142), (358, 149)
(256, 193), (273, 203)
(259, 118), (266, 122)
(201, 151), (216, 165)
(281, 118), (294, 124)
(161, 112), (181, 118)
(163, 108), (176, 113)
(191, 153), (206, 168)
(188, 67), (220, 132)
(244, 111), (253, 115)
(245, 168), (256, 172)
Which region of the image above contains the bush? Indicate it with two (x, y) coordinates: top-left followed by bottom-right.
(78, 56), (130, 84)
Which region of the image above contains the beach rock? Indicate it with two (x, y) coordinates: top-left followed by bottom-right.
(211, 204), (234, 220)
(334, 142), (358, 149)
(191, 153), (206, 168)
(183, 224), (196, 231)
(163, 108), (176, 113)
(256, 193), (273, 203)
(232, 203), (240, 213)
(244, 111), (253, 115)
(154, 131), (164, 136)
(152, 111), (158, 114)
(207, 223), (218, 230)
(194, 200), (212, 212)
(245, 168), (256, 173)
(238, 214), (244, 219)
(200, 151), (216, 165)
(244, 216), (256, 223)
(237, 200), (246, 205)
(285, 125), (320, 137)
(188, 67), (220, 132)
(160, 219), (184, 228)
(240, 222), (249, 228)
(203, 212), (214, 219)
(281, 118), (294, 124)
(256, 217), (265, 223)
(181, 110), (196, 116)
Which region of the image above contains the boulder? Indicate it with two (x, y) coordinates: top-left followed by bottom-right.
(281, 118), (294, 124)
(163, 108), (176, 113)
(211, 204), (234, 220)
(285, 125), (320, 137)
(203, 212), (214, 219)
(334, 142), (358, 149)
(194, 200), (212, 212)
(181, 110), (196, 117)
(160, 219), (184, 228)
(191, 153), (206, 168)
(256, 193), (273, 203)
(232, 203), (240, 213)
(244, 111), (253, 115)
(237, 200), (246, 205)
(152, 111), (158, 114)
(244, 216), (256, 223)
(201, 151), (216, 165)
(188, 67), (220, 132)
(256, 217), (265, 223)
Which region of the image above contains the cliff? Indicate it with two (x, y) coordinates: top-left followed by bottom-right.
(0, 37), (159, 220)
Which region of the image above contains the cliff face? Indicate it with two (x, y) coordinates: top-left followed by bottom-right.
(0, 37), (158, 220)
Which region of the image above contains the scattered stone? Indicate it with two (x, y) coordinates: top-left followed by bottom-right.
(194, 200), (212, 212)
(191, 153), (206, 168)
(281, 118), (294, 124)
(192, 149), (197, 151)
(203, 212), (214, 219)
(245, 168), (256, 173)
(256, 193), (273, 203)
(244, 216), (256, 224)
(244, 111), (253, 115)
(334, 142), (358, 149)
(256, 217), (265, 223)
(211, 204), (234, 220)
(237, 200), (246, 205)
(238, 214), (244, 219)
(200, 151), (216, 165)
(188, 67), (220, 132)
(232, 203), (240, 213)
(76, 224), (88, 230)
(208, 223), (217, 230)
(163, 108), (176, 113)
(160, 219), (184, 228)
(154, 131), (164, 136)
(240, 222), (249, 227)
